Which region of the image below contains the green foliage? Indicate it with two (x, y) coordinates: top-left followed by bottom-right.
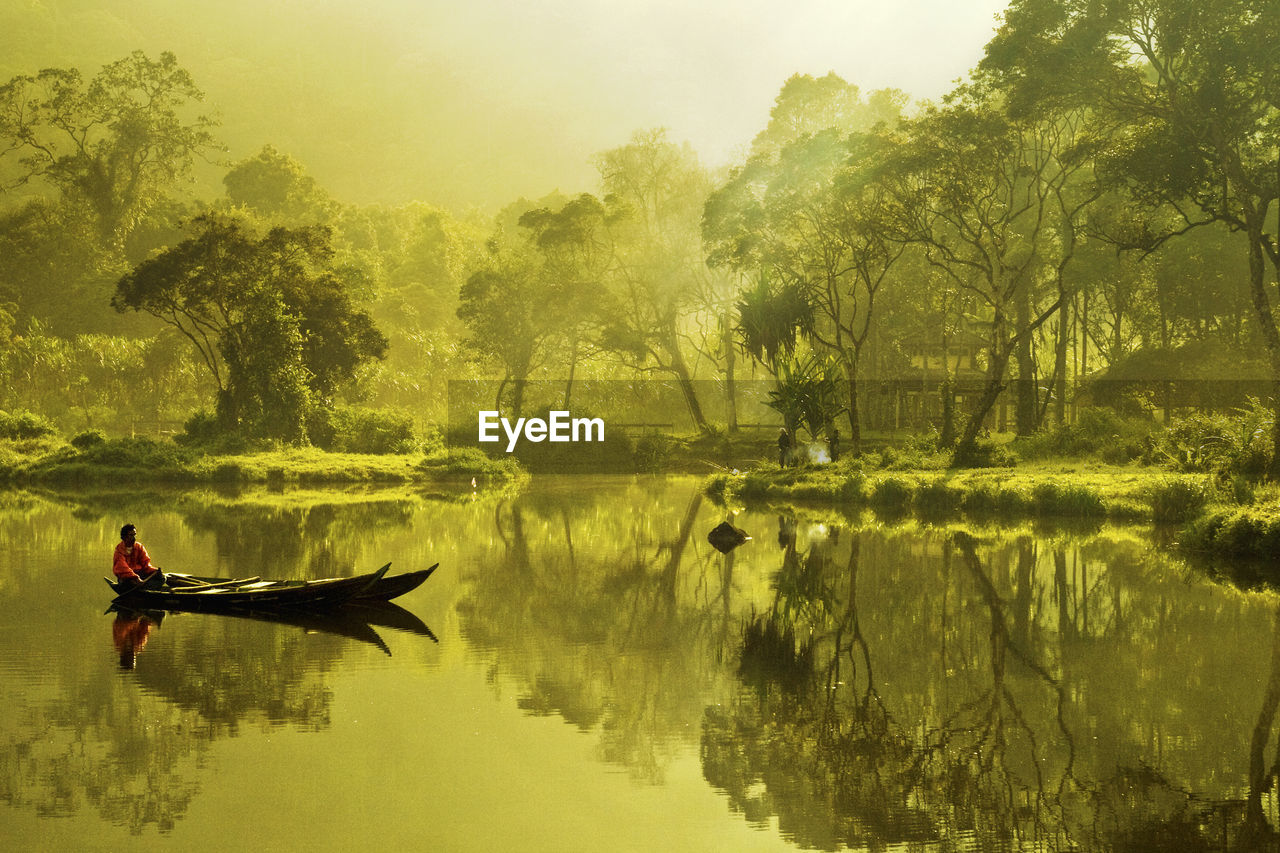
(178, 410), (221, 445)
(0, 327), (209, 431)
(870, 476), (916, 512)
(951, 439), (1018, 469)
(733, 276), (814, 368)
(418, 447), (524, 482)
(766, 355), (845, 439)
(1146, 477), (1209, 524)
(634, 434), (674, 474)
(309, 406), (418, 455)
(0, 51), (219, 243)
(0, 201), (123, 334)
(74, 436), (195, 470)
(223, 145), (334, 224)
(1031, 482), (1106, 518)
(69, 429), (106, 450)
(916, 480), (964, 515)
(959, 482), (1029, 516)
(210, 461), (245, 483)
(1182, 505), (1280, 558)
(114, 215), (387, 441)
(1151, 399), (1274, 481)
(748, 73), (906, 157)
(0, 409), (57, 440)
(1015, 409), (1154, 463)
(879, 437), (949, 471)
(456, 247), (547, 411)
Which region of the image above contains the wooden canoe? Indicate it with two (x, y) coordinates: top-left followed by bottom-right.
(107, 563), (394, 611)
(156, 563), (437, 603)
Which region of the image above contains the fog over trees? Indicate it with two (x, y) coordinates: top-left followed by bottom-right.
(0, 0), (1275, 464)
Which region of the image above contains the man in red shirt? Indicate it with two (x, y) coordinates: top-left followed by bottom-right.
(113, 523), (163, 587)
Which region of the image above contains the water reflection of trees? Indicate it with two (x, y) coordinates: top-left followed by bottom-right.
(0, 491), (422, 834)
(457, 482), (747, 783)
(703, 519), (1280, 851)
(450, 483), (1280, 848)
(180, 496), (416, 579)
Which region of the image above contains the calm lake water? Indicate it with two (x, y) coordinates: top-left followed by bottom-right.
(2, 476), (1278, 851)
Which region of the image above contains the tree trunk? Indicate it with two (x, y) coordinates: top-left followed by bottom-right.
(562, 339), (578, 410)
(494, 376), (508, 412)
(939, 309), (955, 447)
(1054, 300), (1068, 426)
(664, 328), (711, 434)
(951, 342), (1012, 466)
(216, 387), (239, 432)
(723, 308), (738, 433)
(1241, 222), (1280, 478)
(939, 376), (956, 448)
(1015, 284), (1036, 436)
(511, 376), (527, 419)
(846, 376), (861, 457)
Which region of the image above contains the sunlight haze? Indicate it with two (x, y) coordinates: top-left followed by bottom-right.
(2, 0), (1008, 210)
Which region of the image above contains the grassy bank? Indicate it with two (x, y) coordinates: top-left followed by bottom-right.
(0, 436), (525, 490)
(704, 459), (1217, 525)
(1181, 504), (1280, 557)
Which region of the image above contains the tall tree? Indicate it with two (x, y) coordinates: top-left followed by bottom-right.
(594, 129), (716, 433)
(880, 85), (1100, 462)
(0, 51), (219, 245)
(749, 72), (906, 159)
(113, 214), (386, 440)
(984, 0), (1280, 470)
(706, 128), (905, 455)
(223, 145), (334, 224)
(706, 76), (908, 453)
(518, 193), (617, 407)
(457, 243), (557, 417)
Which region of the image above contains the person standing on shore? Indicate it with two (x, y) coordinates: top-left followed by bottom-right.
(778, 428), (793, 468)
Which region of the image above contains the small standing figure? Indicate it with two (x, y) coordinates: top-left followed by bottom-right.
(829, 427), (840, 463)
(112, 523), (163, 588)
(777, 427), (793, 468)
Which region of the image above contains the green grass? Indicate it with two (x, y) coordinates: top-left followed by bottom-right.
(705, 460), (1200, 525)
(0, 437), (525, 489)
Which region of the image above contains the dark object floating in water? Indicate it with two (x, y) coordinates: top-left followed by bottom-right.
(708, 522), (750, 553)
(105, 562), (437, 611)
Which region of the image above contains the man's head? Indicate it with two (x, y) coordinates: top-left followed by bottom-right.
(120, 523), (136, 543)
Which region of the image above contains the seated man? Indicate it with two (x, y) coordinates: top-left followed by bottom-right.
(113, 523), (164, 587)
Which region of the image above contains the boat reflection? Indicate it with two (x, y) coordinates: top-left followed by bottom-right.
(108, 600), (437, 662)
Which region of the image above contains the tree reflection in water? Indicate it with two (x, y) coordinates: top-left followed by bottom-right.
(457, 484), (742, 783)
(8, 483), (1280, 847)
(703, 518), (1280, 852)
(447, 483), (1280, 850)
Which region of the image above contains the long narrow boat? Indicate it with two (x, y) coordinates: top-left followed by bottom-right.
(107, 563), (398, 611)
(156, 563), (438, 603)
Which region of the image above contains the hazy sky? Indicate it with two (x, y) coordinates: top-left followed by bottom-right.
(2, 0), (1010, 211)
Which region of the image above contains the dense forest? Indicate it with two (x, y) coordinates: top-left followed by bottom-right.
(0, 0), (1276, 469)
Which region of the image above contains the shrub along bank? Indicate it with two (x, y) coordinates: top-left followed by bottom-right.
(0, 436), (523, 489)
(704, 461), (1214, 524)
